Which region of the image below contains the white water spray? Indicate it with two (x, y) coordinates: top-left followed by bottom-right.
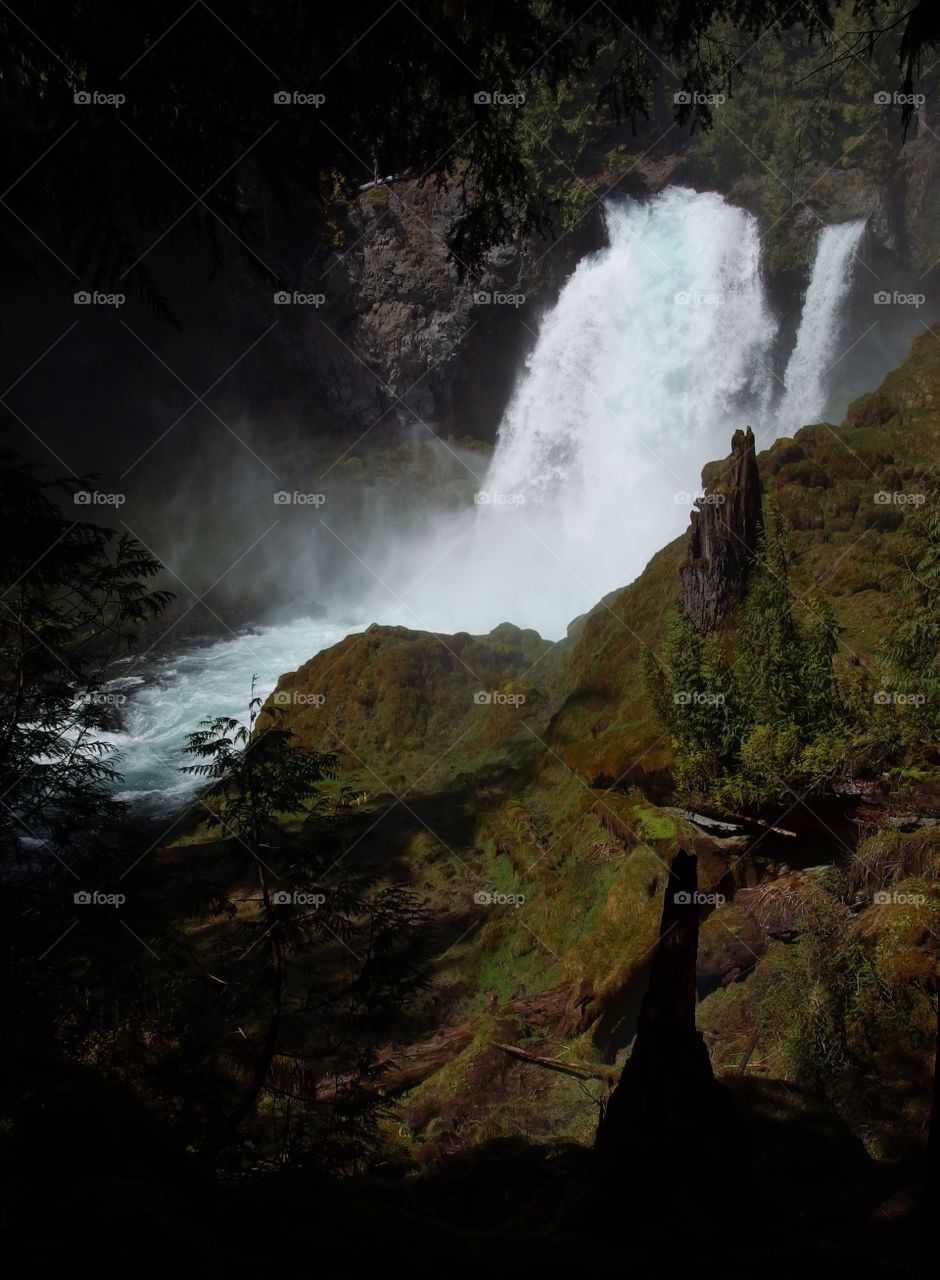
(360, 190), (865, 640)
(102, 615), (360, 817)
(372, 189), (764, 639)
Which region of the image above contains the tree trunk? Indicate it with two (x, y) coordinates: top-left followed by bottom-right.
(593, 849), (751, 1227)
(215, 855), (284, 1146)
(920, 983), (940, 1269)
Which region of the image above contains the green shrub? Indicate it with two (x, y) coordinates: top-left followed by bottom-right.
(648, 499), (849, 805)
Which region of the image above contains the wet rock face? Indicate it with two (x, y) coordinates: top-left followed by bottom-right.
(901, 107), (940, 270)
(681, 426), (763, 633)
(300, 181), (606, 440)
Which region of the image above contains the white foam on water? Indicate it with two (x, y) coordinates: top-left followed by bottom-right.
(104, 616), (359, 816)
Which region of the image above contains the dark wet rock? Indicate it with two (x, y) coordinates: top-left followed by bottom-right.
(900, 105), (940, 270)
(697, 904), (767, 998)
(297, 180), (606, 439)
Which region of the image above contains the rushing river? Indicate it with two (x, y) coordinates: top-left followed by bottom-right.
(102, 615), (360, 817)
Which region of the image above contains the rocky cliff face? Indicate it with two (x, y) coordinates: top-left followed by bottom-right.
(220, 110), (940, 447)
(288, 148), (698, 440)
(297, 180), (607, 440)
(681, 426), (763, 633)
(899, 105), (940, 270)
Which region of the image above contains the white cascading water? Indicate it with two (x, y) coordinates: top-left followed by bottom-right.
(106, 188), (867, 809)
(775, 218), (866, 432)
(448, 187), (777, 635)
(485, 188), (776, 504)
(374, 188), (864, 639)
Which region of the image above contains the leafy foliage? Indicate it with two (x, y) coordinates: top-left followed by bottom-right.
(754, 890), (859, 1089)
(876, 500), (940, 753)
(0, 452), (172, 858)
(753, 878), (940, 1112)
(3, 0), (935, 311)
(690, 8), (905, 272)
(180, 691), (429, 1164)
(182, 687), (338, 845)
(649, 499), (849, 805)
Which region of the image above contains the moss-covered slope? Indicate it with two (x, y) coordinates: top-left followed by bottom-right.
(255, 324), (940, 1161)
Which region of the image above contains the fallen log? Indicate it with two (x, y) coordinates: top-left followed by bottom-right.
(495, 1043), (613, 1083)
(308, 980), (595, 1102)
(310, 1018), (475, 1103)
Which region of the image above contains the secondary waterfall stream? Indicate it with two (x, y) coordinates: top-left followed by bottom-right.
(776, 218), (867, 429)
(106, 187), (868, 810)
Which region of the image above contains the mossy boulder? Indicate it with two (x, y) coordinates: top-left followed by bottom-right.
(697, 901), (767, 997)
(267, 621), (552, 791)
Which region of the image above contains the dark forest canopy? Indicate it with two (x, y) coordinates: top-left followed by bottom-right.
(2, 0), (939, 320)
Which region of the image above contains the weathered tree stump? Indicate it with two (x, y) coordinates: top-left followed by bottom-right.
(593, 849), (751, 1228)
(682, 426), (763, 633)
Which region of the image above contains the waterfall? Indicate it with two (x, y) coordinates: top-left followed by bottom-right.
(485, 188), (776, 508)
(108, 193), (870, 810)
(775, 218), (867, 431)
(371, 189), (865, 640)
